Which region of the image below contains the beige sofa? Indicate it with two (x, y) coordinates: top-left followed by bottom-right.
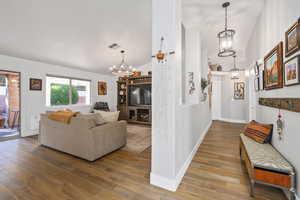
(40, 113), (127, 161)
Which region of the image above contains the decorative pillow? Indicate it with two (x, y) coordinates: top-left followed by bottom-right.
(243, 120), (273, 143)
(78, 113), (106, 128)
(94, 113), (107, 125)
(94, 110), (120, 122)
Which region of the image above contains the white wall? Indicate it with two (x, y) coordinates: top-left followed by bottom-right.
(174, 32), (212, 177)
(246, 0), (300, 196)
(212, 75), (222, 120)
(0, 54), (117, 137)
(136, 63), (152, 75)
(151, 0), (212, 191)
(221, 72), (248, 122)
(211, 72), (248, 123)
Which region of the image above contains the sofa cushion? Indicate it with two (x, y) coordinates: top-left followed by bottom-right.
(94, 110), (120, 122)
(243, 120), (273, 143)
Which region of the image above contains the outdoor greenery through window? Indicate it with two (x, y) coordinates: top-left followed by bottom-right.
(46, 76), (91, 106)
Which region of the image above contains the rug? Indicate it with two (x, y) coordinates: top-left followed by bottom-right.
(122, 124), (151, 153)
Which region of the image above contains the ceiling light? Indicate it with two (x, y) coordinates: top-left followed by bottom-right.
(110, 50), (135, 76)
(230, 55), (240, 80)
(218, 2), (236, 57)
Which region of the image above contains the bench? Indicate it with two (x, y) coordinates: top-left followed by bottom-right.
(239, 134), (296, 200)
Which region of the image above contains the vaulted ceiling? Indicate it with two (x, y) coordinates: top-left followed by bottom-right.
(0, 0), (152, 75)
(183, 0), (265, 70)
(0, 0), (264, 74)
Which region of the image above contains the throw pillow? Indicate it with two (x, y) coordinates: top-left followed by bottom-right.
(94, 113), (107, 125)
(77, 113), (106, 128)
(94, 110), (120, 122)
(243, 120), (273, 143)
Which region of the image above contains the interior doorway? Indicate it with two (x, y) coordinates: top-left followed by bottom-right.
(0, 70), (20, 140)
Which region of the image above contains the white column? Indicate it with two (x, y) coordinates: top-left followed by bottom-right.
(150, 0), (182, 192)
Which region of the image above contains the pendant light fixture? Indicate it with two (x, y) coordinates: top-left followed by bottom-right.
(218, 2), (236, 57)
(230, 55), (240, 80)
(109, 50), (135, 76)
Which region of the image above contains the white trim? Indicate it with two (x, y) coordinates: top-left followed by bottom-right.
(150, 120), (212, 191)
(150, 173), (177, 192)
(218, 118), (247, 124)
(295, 194), (300, 200)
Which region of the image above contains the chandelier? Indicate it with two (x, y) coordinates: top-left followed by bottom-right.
(109, 50), (135, 76)
(230, 55), (240, 80)
(218, 2), (236, 57)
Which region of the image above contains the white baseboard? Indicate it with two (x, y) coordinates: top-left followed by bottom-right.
(150, 120), (212, 192)
(218, 118), (247, 124)
(150, 173), (177, 192)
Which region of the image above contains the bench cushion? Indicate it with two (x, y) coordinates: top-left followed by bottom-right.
(240, 134), (294, 174)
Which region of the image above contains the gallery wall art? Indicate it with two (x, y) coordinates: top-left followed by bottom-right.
(234, 82), (245, 100)
(98, 82), (107, 95)
(188, 72), (195, 95)
(254, 77), (260, 92)
(285, 18), (300, 57)
(29, 78), (42, 91)
(264, 42), (284, 90)
(284, 55), (300, 86)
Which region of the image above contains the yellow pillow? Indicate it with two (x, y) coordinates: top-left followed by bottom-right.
(94, 110), (120, 122)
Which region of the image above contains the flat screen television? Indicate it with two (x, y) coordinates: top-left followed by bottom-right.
(128, 84), (151, 106)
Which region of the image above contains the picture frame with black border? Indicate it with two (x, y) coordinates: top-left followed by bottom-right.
(285, 18), (300, 57)
(284, 55), (300, 86)
(29, 78), (42, 91)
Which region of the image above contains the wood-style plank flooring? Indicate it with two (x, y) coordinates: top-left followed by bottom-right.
(0, 121), (286, 200)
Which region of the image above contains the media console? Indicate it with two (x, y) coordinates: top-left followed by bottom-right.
(117, 75), (151, 125)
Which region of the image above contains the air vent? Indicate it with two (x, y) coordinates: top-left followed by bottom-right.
(108, 43), (120, 50)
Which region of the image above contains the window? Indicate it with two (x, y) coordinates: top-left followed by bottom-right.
(46, 76), (91, 106)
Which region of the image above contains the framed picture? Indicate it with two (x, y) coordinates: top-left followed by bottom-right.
(264, 42), (284, 90)
(254, 77), (260, 92)
(260, 70), (265, 91)
(284, 55), (300, 86)
(234, 82), (245, 100)
(254, 61), (259, 76)
(285, 18), (300, 57)
(29, 78), (42, 91)
(98, 82), (107, 95)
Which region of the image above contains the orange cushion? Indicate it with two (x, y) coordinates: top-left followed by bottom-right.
(243, 120), (273, 143)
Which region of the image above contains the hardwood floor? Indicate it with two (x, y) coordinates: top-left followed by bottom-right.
(0, 121), (286, 200)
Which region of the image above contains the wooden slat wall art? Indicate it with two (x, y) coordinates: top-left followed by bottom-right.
(259, 98), (300, 113)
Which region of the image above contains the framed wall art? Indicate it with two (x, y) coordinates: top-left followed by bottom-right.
(98, 82), (107, 95)
(284, 55), (300, 86)
(264, 42), (284, 90)
(254, 61), (259, 76)
(260, 70), (265, 91)
(254, 77), (260, 92)
(234, 82), (245, 100)
(30, 78), (42, 91)
(285, 18), (300, 57)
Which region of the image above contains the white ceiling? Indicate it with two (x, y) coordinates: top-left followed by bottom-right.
(183, 0), (264, 70)
(0, 0), (152, 75)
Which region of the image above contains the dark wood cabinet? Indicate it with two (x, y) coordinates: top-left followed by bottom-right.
(117, 75), (151, 125)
